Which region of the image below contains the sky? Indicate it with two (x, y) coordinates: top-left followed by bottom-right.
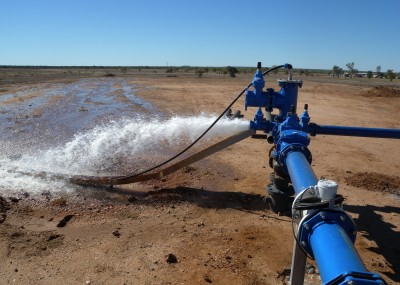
(1, 0), (399, 71)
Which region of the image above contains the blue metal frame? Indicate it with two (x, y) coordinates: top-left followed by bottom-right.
(245, 63), (394, 285)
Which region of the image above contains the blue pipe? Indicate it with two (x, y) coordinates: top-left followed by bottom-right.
(285, 151), (318, 195)
(311, 125), (400, 139)
(310, 222), (367, 283)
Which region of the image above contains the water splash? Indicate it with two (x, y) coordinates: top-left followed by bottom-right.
(0, 114), (249, 195)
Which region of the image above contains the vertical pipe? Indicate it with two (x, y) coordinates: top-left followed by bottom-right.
(285, 151), (318, 195)
(310, 223), (367, 282)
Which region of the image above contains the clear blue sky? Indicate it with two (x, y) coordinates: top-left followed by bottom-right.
(1, 0), (399, 71)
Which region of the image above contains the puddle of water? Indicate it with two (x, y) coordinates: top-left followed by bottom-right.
(121, 83), (154, 112)
(0, 78), (157, 153)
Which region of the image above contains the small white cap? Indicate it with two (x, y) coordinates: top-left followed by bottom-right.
(317, 179), (338, 201)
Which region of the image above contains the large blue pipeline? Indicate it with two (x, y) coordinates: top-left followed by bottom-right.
(245, 63), (396, 285)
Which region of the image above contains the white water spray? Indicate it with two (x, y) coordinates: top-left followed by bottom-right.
(0, 114), (249, 195)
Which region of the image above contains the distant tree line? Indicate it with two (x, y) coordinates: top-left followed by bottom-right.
(2, 64), (397, 80)
(330, 63), (398, 81)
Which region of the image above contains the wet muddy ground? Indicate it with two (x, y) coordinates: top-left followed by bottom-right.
(0, 78), (154, 154)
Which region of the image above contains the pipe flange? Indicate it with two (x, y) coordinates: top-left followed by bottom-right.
(297, 209), (357, 259)
(279, 144), (312, 166)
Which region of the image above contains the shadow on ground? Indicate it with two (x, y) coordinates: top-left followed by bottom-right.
(75, 183), (270, 211)
(113, 186), (271, 212)
(345, 204), (400, 282)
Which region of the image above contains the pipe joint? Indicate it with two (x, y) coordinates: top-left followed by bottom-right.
(279, 142), (312, 167)
(297, 209), (357, 259)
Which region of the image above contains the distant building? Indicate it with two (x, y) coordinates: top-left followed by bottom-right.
(342, 72), (371, 78)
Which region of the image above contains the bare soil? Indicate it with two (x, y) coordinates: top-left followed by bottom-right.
(0, 69), (399, 285)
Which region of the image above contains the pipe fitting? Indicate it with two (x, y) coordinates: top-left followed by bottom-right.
(297, 209), (357, 259)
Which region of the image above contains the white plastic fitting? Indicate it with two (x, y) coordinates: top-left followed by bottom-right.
(317, 179), (338, 202)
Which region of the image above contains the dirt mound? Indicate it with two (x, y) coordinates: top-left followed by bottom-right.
(345, 172), (400, 195)
(360, 86), (400, 98)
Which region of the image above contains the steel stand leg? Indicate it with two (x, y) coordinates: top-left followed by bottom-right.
(290, 239), (307, 285)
